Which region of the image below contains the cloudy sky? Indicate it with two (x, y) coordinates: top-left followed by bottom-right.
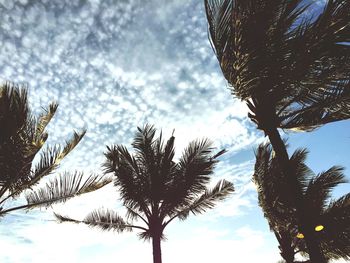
(0, 0), (349, 262)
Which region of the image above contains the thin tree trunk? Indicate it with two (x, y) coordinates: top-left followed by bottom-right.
(265, 127), (327, 263)
(152, 234), (162, 263)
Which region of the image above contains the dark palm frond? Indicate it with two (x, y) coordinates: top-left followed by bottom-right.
(104, 144), (150, 216)
(35, 102), (58, 137)
(131, 124), (164, 203)
(7, 130), (87, 198)
(137, 228), (167, 241)
(161, 139), (225, 216)
(58, 130), (86, 161)
(303, 166), (347, 214)
(289, 148), (314, 192)
(177, 138), (217, 194)
(55, 208), (132, 233)
(253, 143), (297, 229)
(125, 204), (149, 226)
(279, 80), (350, 131)
(137, 229), (153, 241)
(25, 102), (58, 154)
(205, 0), (234, 82)
(0, 82), (29, 140)
(173, 179), (234, 221)
(24, 172), (112, 209)
(319, 193), (350, 259)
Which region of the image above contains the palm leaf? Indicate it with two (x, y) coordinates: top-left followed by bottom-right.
(24, 172), (112, 209)
(55, 208), (132, 233)
(161, 139), (224, 216)
(174, 179), (234, 221)
(303, 166), (347, 214)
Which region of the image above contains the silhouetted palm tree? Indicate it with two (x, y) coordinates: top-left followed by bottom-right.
(55, 124), (234, 263)
(0, 83), (111, 217)
(204, 1), (350, 261)
(253, 143), (350, 262)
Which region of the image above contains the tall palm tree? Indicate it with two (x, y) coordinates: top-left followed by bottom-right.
(204, 1), (350, 261)
(253, 143), (350, 262)
(0, 82), (111, 218)
(55, 124), (235, 263)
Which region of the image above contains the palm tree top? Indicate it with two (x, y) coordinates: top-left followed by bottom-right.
(205, 0), (350, 131)
(55, 124), (234, 240)
(0, 82), (112, 217)
(253, 142), (350, 261)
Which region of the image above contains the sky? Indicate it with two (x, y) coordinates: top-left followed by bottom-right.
(0, 0), (349, 262)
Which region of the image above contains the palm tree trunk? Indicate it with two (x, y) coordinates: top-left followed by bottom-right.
(265, 126), (326, 263)
(152, 234), (162, 263)
(275, 231), (295, 263)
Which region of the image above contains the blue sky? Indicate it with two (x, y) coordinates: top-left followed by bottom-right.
(0, 0), (349, 262)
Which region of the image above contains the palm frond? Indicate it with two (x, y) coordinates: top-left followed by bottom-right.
(289, 148), (314, 192)
(58, 130), (86, 161)
(0, 82), (29, 140)
(304, 166), (347, 213)
(161, 139), (223, 216)
(24, 172), (112, 209)
(103, 144), (151, 217)
(35, 102), (58, 137)
(253, 142), (297, 229)
(173, 179), (234, 221)
(55, 208), (132, 233)
(28, 130), (86, 187)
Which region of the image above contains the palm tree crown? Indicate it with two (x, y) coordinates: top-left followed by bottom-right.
(205, 0), (350, 132)
(0, 82), (111, 217)
(253, 143), (350, 262)
(55, 124), (234, 263)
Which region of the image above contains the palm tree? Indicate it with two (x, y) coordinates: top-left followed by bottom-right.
(0, 82), (111, 218)
(253, 143), (350, 262)
(204, 1), (350, 261)
(54, 124), (235, 263)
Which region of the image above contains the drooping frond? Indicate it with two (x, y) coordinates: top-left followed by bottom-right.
(24, 172), (112, 209)
(172, 179), (234, 221)
(303, 166), (347, 213)
(55, 208), (133, 233)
